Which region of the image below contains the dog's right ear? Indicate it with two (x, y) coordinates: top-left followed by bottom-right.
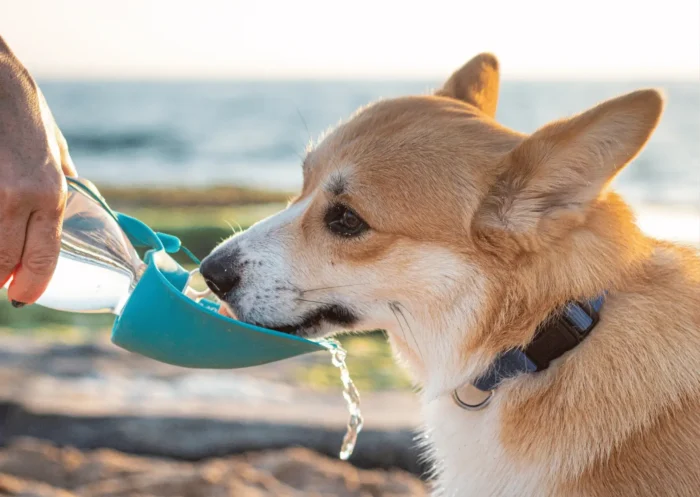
(435, 53), (500, 118)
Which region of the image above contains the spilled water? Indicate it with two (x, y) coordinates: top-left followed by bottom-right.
(317, 337), (364, 460)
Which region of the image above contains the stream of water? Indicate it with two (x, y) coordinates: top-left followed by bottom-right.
(318, 337), (364, 460)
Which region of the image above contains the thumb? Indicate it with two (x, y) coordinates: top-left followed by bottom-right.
(55, 126), (77, 177)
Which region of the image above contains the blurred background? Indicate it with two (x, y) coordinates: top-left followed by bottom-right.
(0, 1), (698, 495)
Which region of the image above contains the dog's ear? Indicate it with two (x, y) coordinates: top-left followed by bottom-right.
(436, 53), (500, 118)
(474, 89), (664, 249)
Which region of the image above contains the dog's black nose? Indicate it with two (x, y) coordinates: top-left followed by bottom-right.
(199, 252), (241, 299)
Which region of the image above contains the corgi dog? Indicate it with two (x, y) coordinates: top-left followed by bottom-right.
(200, 53), (700, 496)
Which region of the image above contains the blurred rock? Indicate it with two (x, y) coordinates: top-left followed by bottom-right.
(0, 336), (432, 494)
(0, 335), (427, 476)
(0, 438), (428, 497)
(0, 336), (420, 430)
(0, 401), (425, 475)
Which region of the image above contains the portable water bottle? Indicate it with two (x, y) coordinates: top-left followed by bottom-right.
(2, 177), (324, 368)
(3, 177), (146, 315)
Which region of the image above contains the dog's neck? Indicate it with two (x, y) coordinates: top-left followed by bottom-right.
(386, 201), (671, 496)
(387, 194), (653, 400)
(387, 291), (609, 402)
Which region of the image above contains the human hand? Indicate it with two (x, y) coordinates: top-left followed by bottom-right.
(0, 35), (77, 307)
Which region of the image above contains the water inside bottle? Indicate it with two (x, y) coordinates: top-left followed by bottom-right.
(2, 178), (146, 314)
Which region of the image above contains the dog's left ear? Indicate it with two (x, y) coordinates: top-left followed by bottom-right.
(436, 53), (500, 118)
(474, 89), (664, 249)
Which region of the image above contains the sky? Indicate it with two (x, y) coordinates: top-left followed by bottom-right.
(1, 0), (699, 80)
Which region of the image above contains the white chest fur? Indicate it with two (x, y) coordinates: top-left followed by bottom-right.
(422, 394), (552, 497)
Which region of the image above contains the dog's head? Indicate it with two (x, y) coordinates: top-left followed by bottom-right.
(201, 53), (662, 390)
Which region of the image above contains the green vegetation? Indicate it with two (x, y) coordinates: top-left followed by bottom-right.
(123, 204), (287, 262)
(101, 185), (292, 209)
(297, 333), (413, 391)
(0, 186), (413, 391)
(104, 186), (291, 262)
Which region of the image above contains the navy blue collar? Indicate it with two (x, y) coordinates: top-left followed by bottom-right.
(472, 294), (606, 393)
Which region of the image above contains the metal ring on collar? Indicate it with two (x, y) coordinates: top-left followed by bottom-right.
(451, 387), (494, 411)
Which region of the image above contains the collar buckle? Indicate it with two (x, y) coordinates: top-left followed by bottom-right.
(525, 299), (601, 371)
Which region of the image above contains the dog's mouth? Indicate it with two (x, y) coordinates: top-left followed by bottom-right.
(252, 304), (358, 337)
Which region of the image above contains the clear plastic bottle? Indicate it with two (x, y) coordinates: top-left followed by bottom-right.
(3, 178), (148, 314)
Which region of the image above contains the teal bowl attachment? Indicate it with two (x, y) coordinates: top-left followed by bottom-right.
(111, 250), (325, 368)
(111, 213), (325, 368)
(104, 204), (325, 368)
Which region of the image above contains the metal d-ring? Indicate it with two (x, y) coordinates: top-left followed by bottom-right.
(451, 387), (494, 411)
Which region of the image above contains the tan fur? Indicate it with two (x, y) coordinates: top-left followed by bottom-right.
(213, 53), (700, 495)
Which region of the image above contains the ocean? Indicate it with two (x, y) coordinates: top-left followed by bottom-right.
(40, 79), (700, 244)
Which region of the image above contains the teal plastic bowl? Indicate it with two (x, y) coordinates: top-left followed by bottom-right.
(110, 213), (325, 368)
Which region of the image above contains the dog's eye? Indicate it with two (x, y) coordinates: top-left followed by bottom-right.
(325, 204), (369, 237)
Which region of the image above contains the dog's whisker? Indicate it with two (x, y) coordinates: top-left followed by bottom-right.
(389, 303), (408, 342)
(301, 283), (367, 294)
(224, 220), (244, 235)
(296, 297), (336, 307)
(296, 107), (312, 145)
(390, 301), (425, 365)
(395, 303), (425, 365)
(207, 279), (221, 292)
(394, 301), (417, 322)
